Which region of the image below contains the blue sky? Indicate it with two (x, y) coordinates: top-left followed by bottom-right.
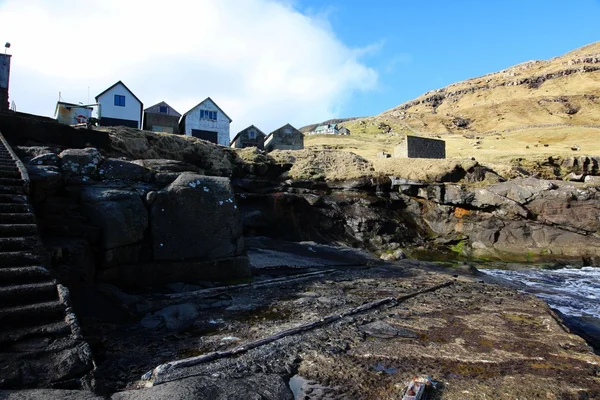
(296, 0), (600, 118)
(0, 0), (599, 132)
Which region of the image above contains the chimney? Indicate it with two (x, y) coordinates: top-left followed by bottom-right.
(0, 53), (11, 112)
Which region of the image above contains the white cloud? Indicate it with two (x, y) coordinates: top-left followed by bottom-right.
(0, 0), (378, 135)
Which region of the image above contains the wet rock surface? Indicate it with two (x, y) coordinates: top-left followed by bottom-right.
(63, 240), (600, 399)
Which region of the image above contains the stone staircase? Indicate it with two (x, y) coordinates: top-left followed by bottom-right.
(0, 132), (94, 388)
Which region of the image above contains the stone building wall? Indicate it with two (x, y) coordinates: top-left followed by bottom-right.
(394, 135), (445, 159)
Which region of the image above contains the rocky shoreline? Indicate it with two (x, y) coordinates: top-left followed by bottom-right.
(2, 240), (600, 398)
(0, 115), (599, 398)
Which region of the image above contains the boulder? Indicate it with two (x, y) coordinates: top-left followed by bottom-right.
(111, 374), (293, 400)
(443, 185), (475, 205)
(379, 249), (406, 261)
(132, 159), (202, 174)
(98, 159), (153, 182)
(471, 188), (529, 218)
(27, 165), (64, 203)
(78, 187), (148, 250)
(527, 189), (600, 233)
(150, 173), (243, 261)
(59, 148), (103, 176)
(0, 389), (102, 399)
(584, 175), (600, 186)
(486, 177), (556, 204)
(29, 153), (60, 167)
(564, 172), (584, 182)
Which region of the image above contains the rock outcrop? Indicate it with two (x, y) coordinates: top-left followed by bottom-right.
(16, 147), (250, 290)
(235, 175), (600, 266)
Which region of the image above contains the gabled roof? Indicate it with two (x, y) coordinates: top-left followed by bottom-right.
(144, 101), (182, 117)
(95, 80), (143, 105)
(181, 97), (232, 122)
(229, 124), (266, 146)
(314, 123), (338, 131)
(265, 123), (298, 141)
(181, 97), (233, 122)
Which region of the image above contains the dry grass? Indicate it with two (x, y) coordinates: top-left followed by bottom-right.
(337, 41), (600, 140)
(372, 158), (478, 182)
(269, 149), (374, 181)
(102, 126), (235, 176)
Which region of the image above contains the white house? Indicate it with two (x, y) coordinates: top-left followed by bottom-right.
(179, 97), (232, 146)
(311, 123), (339, 135)
(95, 81), (143, 129)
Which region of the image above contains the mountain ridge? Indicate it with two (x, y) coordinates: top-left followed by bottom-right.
(343, 41), (600, 136)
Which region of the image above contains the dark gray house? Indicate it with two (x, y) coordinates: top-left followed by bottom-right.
(230, 125), (266, 149)
(143, 101), (181, 134)
(393, 135), (446, 159)
(264, 123), (304, 152)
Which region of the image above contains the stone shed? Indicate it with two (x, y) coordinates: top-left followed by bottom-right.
(230, 125), (266, 149)
(394, 135), (445, 159)
(264, 123), (304, 152)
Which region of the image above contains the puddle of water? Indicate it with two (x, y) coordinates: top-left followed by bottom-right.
(288, 374), (308, 399)
(374, 362), (397, 374)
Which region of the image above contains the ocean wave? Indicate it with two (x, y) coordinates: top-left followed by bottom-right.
(482, 267), (600, 319)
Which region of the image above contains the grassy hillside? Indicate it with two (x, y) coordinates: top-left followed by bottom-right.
(306, 41), (600, 163)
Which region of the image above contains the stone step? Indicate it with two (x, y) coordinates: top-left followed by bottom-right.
(0, 237), (38, 252)
(0, 184), (24, 194)
(0, 266), (52, 285)
(0, 213), (36, 224)
(0, 203), (30, 213)
(0, 251), (42, 266)
(0, 170), (21, 179)
(0, 194), (27, 204)
(0, 224), (38, 237)
(0, 282), (58, 308)
(0, 300), (65, 330)
(0, 177), (23, 187)
(0, 321), (70, 346)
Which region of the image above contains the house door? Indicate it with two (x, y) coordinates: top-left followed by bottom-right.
(191, 129), (218, 144)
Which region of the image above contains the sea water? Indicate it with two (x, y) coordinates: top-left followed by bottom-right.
(482, 266), (600, 319)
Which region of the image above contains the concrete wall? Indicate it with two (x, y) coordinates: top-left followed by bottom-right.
(143, 113), (180, 134)
(0, 111), (110, 150)
(231, 126), (265, 149)
(265, 124), (304, 151)
(394, 135), (446, 159)
(97, 83), (142, 128)
(181, 99), (230, 146)
(0, 54), (11, 111)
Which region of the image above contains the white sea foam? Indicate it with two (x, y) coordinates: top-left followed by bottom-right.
(483, 267), (600, 319)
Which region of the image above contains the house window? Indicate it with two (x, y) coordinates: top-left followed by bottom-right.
(200, 110), (217, 120)
(114, 95), (126, 107)
(248, 130), (256, 139)
(284, 128), (292, 134)
(159, 106), (168, 113)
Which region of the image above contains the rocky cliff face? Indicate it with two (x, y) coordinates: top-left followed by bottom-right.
(16, 142), (600, 293)
(236, 175), (600, 266)
(19, 147), (250, 290)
